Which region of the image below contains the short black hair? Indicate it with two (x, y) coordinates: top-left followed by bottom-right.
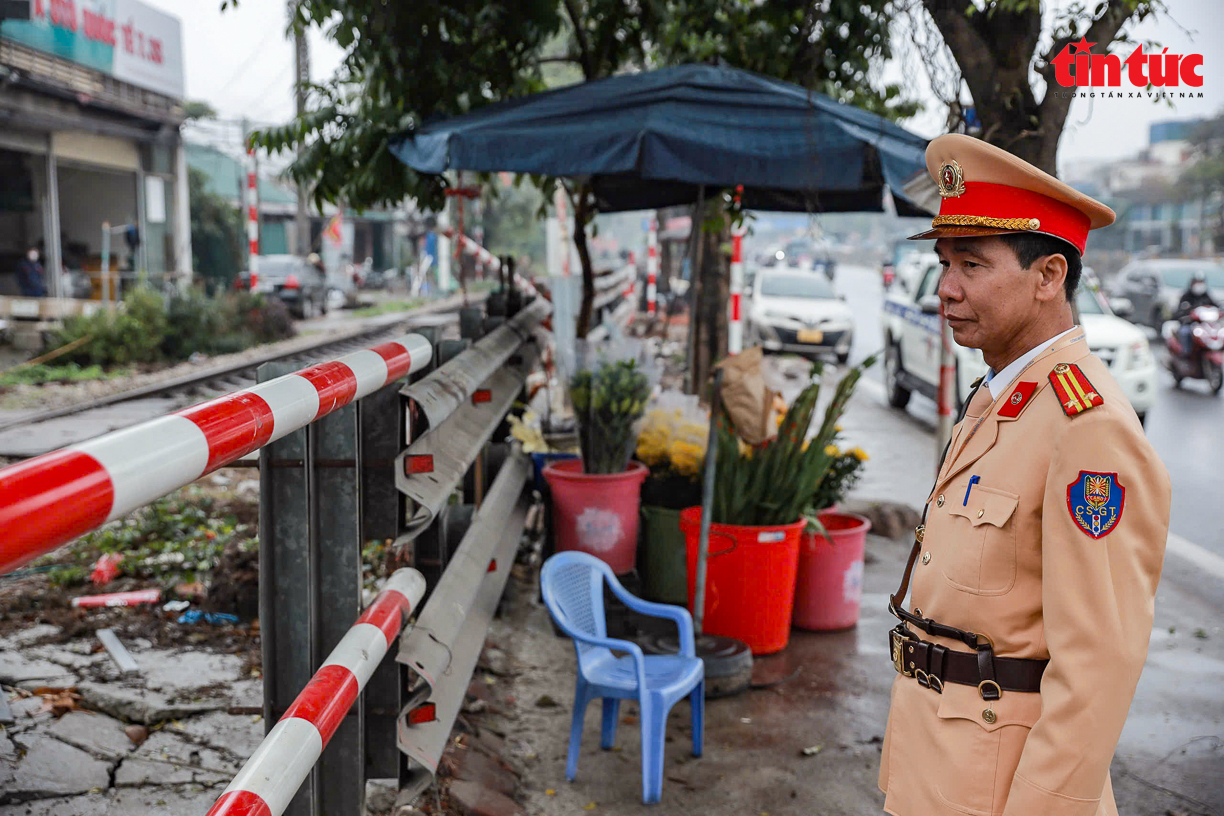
(996, 233), (1082, 302)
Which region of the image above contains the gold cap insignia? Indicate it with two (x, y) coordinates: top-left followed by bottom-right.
(937, 159), (966, 198)
(1054, 363), (1071, 374)
(1011, 392), (1023, 405)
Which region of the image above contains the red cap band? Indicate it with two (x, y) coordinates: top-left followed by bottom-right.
(939, 182), (1092, 254)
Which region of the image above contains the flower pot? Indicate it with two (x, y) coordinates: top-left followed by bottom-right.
(639, 505), (688, 605)
(792, 511), (872, 631)
(678, 507), (804, 655)
(544, 460), (648, 574)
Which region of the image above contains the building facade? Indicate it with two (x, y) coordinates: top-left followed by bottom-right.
(0, 0), (189, 298)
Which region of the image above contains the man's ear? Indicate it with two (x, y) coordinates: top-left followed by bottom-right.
(1034, 254), (1068, 303)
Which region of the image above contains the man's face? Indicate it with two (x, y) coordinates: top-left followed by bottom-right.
(934, 236), (1043, 355)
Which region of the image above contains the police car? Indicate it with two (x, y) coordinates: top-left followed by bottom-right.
(881, 259), (1157, 424)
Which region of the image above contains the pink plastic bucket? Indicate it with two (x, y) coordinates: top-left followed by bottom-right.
(543, 460), (648, 574)
(792, 511), (872, 631)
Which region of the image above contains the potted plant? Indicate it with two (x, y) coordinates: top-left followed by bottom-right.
(679, 356), (873, 654)
(635, 404), (707, 603)
(544, 357), (652, 574)
(793, 442), (874, 631)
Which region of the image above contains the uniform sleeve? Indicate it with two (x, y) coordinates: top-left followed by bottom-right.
(1002, 408), (1170, 816)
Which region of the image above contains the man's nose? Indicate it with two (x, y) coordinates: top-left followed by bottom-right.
(937, 271), (960, 301)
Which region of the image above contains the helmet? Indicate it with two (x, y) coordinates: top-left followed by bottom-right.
(1191, 271), (1207, 284)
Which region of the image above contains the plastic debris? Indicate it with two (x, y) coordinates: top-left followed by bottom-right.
(163, 600), (191, 613)
(176, 610), (240, 625)
(72, 588), (161, 608)
(801, 745), (822, 757)
(89, 553), (123, 586)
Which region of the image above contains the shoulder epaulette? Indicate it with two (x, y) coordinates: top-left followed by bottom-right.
(1048, 362), (1103, 417)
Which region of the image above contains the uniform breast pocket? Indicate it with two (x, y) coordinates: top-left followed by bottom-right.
(941, 486), (1019, 595)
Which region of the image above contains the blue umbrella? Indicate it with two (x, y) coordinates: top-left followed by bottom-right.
(391, 63), (929, 214)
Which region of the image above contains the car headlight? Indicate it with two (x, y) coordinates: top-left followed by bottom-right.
(1126, 340), (1150, 370)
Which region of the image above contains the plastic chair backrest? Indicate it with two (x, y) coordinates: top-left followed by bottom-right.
(542, 552), (609, 657)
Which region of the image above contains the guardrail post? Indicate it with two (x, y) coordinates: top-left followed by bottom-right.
(259, 360), (365, 815)
(359, 376), (409, 783)
(258, 361), (316, 816)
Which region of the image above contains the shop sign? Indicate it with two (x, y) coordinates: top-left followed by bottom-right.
(1, 0), (184, 99)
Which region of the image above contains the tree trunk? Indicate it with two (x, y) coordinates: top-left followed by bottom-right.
(922, 0), (1141, 177)
(573, 185), (595, 338)
(686, 206), (729, 396)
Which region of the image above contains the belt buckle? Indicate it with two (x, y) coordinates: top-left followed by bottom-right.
(890, 628), (913, 678)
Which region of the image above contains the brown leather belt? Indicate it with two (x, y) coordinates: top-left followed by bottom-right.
(885, 379), (1048, 700)
(890, 625), (1047, 694)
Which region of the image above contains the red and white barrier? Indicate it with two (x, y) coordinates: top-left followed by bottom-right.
(0, 335), (432, 575)
(729, 231), (745, 354)
(206, 568), (427, 816)
(646, 219), (658, 316)
(247, 146), (259, 290)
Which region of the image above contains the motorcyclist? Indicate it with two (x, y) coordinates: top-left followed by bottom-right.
(1174, 271), (1219, 354)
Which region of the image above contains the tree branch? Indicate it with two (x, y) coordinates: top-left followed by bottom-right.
(562, 0), (594, 79)
(1038, 0), (1146, 142)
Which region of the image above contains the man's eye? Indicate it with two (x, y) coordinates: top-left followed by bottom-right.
(963, 261), (979, 269)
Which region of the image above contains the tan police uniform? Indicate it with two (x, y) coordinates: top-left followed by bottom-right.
(877, 135), (1173, 816)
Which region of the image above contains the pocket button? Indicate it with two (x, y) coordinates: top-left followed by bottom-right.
(982, 708), (997, 724)
(922, 552), (931, 565)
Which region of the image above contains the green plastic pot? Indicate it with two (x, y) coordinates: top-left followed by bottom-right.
(639, 504), (689, 604)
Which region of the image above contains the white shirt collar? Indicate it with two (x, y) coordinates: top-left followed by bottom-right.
(985, 327), (1077, 400)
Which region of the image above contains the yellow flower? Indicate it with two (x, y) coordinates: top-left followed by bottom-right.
(849, 447), (869, 462)
(670, 440), (705, 477)
(834, 424), (843, 433)
(824, 444), (840, 457)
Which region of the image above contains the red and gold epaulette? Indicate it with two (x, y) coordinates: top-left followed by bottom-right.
(1048, 363), (1103, 416)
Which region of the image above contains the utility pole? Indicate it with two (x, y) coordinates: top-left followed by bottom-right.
(291, 1), (311, 256)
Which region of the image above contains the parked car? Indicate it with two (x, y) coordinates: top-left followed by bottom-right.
(1111, 259), (1224, 330)
(747, 269), (854, 363)
(882, 261), (1158, 423)
(247, 255), (328, 319)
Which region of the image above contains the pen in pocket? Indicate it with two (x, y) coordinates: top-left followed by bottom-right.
(964, 475), (980, 506)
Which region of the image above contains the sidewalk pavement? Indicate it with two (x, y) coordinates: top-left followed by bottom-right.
(497, 366), (1223, 816)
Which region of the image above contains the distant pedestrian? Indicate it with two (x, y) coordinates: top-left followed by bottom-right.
(17, 247), (46, 297)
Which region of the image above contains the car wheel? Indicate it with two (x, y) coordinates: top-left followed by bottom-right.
(302, 297), (316, 319)
(1150, 307), (1164, 332)
(885, 341), (911, 409)
(318, 293), (328, 316)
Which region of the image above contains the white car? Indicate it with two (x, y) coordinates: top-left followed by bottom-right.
(747, 269), (854, 362)
(882, 261), (1157, 424)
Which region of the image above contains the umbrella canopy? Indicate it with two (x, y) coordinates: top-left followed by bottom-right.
(391, 64), (931, 215)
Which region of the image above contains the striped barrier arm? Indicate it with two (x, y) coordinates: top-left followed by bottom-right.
(207, 568), (427, 816)
(0, 335), (432, 575)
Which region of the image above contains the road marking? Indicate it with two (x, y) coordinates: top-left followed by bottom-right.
(1166, 531), (1224, 581)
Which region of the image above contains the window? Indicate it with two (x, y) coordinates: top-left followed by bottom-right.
(916, 263), (941, 302)
(759, 273), (834, 299)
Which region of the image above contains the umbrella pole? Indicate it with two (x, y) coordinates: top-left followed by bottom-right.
(693, 367), (723, 638)
(686, 184), (706, 394)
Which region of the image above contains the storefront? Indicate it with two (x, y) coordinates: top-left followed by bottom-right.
(0, 0), (188, 299)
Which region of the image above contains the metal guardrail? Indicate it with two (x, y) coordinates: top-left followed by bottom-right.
(0, 285), (552, 816)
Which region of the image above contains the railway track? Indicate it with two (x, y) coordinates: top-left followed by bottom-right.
(0, 297), (472, 460)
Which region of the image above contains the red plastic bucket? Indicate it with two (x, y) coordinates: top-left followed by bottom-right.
(544, 460), (648, 574)
(679, 507), (804, 655)
(792, 511), (872, 631)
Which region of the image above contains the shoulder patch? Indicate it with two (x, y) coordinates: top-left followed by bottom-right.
(1048, 363), (1103, 416)
(1067, 471), (1125, 538)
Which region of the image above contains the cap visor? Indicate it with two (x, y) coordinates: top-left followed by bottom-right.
(907, 226), (1025, 242)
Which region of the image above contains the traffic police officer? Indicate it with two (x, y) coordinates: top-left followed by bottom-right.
(878, 134), (1172, 816)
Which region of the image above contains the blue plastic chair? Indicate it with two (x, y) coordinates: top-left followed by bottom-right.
(541, 551), (704, 804)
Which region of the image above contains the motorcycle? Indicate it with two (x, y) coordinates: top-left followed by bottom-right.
(1162, 305), (1224, 394)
